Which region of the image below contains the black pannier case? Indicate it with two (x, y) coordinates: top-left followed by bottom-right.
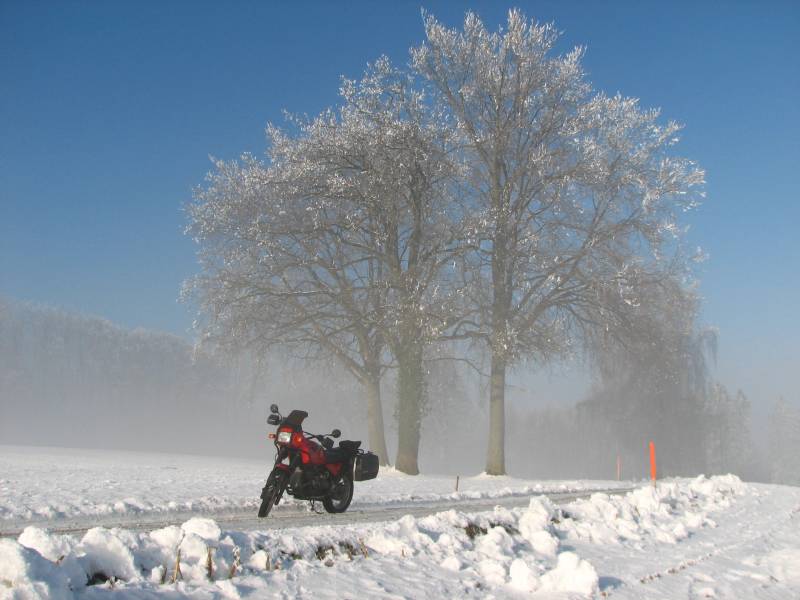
(354, 451), (379, 481)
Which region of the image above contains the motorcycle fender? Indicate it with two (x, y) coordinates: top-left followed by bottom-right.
(261, 468), (288, 499)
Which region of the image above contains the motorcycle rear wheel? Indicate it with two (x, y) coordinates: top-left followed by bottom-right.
(322, 474), (353, 513)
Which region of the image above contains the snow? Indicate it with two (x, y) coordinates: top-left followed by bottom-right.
(2, 473), (798, 598)
(561, 477), (800, 599)
(539, 551), (599, 595)
(180, 518), (221, 542)
(0, 539), (72, 600)
(761, 549), (800, 585)
(0, 446), (627, 525)
(559, 475), (747, 546)
(1, 495), (595, 598)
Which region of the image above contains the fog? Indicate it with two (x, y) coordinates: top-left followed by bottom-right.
(0, 298), (485, 472)
(3, 298), (798, 484)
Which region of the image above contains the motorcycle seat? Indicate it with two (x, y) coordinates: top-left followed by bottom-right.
(338, 440), (361, 451)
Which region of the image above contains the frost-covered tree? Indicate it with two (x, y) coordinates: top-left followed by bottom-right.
(504, 282), (734, 480)
(413, 10), (704, 474)
(186, 128), (393, 465)
(574, 280), (715, 476)
(187, 59), (465, 472)
(330, 61), (468, 474)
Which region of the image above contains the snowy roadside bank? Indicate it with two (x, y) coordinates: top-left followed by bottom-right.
(4, 475), (798, 599)
(0, 446), (628, 525)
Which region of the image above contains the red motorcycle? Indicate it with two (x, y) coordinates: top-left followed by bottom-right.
(258, 404), (379, 518)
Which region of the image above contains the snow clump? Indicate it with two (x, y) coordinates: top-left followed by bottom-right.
(560, 474), (747, 546)
(0, 538), (72, 600)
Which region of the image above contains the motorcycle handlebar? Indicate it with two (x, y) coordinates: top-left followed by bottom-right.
(305, 432), (337, 441)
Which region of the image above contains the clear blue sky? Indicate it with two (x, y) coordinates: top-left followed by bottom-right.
(2, 1), (798, 408)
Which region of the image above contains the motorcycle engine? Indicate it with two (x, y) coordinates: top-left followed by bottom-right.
(288, 467), (332, 498)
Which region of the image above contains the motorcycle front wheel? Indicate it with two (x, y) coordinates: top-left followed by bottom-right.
(258, 470), (286, 518)
(322, 474), (353, 513)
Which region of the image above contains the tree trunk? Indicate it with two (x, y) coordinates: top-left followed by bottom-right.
(486, 209), (510, 476)
(394, 338), (424, 475)
(364, 373), (390, 466)
(486, 350), (507, 475)
(486, 172), (510, 476)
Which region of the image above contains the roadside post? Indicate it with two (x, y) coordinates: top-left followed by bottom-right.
(649, 441), (657, 487)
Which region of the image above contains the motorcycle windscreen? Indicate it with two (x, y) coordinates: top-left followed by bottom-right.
(283, 410), (309, 429)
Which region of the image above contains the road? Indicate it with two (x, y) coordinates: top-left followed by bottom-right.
(0, 487), (632, 538)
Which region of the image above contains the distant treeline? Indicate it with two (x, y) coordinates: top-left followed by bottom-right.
(0, 298), (254, 453)
(2, 298), (798, 483)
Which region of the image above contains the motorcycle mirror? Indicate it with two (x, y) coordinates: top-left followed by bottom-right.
(267, 414), (280, 426)
(270, 404), (279, 414)
(331, 429), (341, 438)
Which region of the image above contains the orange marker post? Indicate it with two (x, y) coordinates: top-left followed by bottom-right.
(649, 441), (657, 486)
(616, 455), (621, 481)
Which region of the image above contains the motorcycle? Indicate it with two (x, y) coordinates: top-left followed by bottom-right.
(258, 404), (379, 518)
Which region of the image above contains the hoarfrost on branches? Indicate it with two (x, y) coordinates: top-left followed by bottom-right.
(187, 9), (705, 476)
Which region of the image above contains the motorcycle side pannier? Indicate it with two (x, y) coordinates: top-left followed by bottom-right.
(354, 451), (379, 481)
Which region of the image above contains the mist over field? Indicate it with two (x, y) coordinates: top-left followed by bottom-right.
(2, 297), (797, 484)
(0, 298), (482, 472)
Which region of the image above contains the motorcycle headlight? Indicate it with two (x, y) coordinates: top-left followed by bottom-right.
(277, 431), (292, 444)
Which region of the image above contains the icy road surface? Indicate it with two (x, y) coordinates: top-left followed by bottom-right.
(0, 488), (630, 539)
(0, 445), (629, 529)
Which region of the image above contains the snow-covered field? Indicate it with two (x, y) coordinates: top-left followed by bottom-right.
(0, 446), (626, 526)
(2, 447), (799, 599)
